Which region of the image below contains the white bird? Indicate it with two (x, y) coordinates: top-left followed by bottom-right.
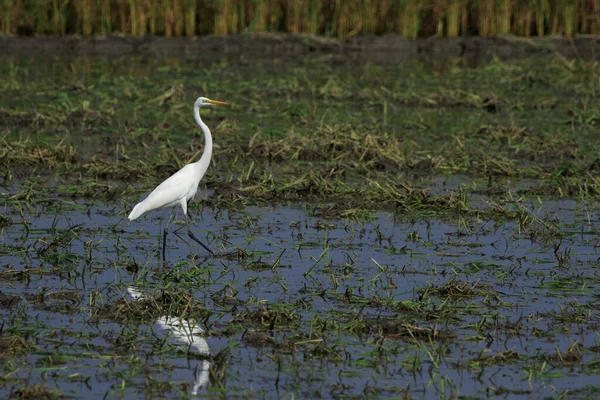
(128, 96), (228, 256)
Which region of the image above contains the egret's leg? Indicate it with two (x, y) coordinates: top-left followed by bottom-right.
(186, 218), (214, 255)
(162, 212), (175, 261)
(172, 206), (193, 235)
(181, 200), (214, 255)
(186, 207), (195, 221)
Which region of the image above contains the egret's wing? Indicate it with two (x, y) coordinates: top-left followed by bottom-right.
(145, 167), (194, 203)
(129, 164), (196, 219)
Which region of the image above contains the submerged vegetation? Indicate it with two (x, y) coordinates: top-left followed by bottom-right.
(0, 0), (598, 38)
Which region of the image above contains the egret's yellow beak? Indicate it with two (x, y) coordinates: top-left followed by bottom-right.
(207, 99), (228, 105)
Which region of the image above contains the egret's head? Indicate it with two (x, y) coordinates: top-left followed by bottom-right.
(195, 96), (228, 108)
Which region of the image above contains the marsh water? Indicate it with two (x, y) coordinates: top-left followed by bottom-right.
(1, 49), (600, 399)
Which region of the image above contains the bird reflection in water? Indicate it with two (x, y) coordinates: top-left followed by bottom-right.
(126, 287), (210, 395)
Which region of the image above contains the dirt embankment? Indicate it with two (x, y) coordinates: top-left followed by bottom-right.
(1, 33), (599, 62)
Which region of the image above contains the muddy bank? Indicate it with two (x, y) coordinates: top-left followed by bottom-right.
(1, 33), (599, 62)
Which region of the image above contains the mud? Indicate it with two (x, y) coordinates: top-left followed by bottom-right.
(1, 32), (599, 62)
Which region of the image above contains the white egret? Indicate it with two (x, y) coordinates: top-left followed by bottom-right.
(128, 96), (228, 256)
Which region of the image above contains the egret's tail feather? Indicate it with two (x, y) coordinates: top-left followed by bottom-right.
(128, 202), (146, 221)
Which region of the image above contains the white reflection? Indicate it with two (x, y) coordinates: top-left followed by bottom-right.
(126, 287), (210, 395)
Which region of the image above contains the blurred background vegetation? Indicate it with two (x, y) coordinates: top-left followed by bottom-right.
(0, 0), (598, 39)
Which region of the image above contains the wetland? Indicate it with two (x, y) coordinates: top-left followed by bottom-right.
(1, 42), (600, 398)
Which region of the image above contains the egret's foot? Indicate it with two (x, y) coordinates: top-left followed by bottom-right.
(162, 228), (168, 262)
(187, 229), (215, 256)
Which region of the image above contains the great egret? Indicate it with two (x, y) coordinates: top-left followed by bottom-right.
(128, 96), (228, 256)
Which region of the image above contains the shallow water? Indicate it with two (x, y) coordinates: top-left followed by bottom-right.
(2, 195), (600, 398)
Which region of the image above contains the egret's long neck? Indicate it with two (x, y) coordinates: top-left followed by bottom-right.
(193, 105), (213, 170)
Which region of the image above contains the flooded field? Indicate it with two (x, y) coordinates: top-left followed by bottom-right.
(1, 49), (600, 398)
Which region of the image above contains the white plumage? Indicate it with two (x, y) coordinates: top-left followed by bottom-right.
(128, 163), (205, 221)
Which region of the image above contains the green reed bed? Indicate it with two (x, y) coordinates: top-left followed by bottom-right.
(0, 0), (598, 39)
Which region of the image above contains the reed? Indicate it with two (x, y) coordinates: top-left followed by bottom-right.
(396, 0), (423, 39)
(0, 0), (598, 38)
